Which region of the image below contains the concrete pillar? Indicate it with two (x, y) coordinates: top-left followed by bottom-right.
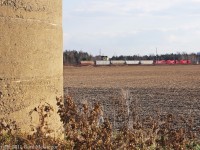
(0, 0), (63, 136)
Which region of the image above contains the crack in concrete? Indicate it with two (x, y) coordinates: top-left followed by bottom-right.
(0, 75), (63, 81)
(0, 15), (61, 27)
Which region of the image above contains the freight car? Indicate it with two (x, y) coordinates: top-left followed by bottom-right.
(125, 60), (140, 65)
(95, 60), (110, 66)
(110, 60), (126, 65)
(140, 60), (154, 65)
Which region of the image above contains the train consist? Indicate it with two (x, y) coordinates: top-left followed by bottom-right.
(80, 60), (192, 66)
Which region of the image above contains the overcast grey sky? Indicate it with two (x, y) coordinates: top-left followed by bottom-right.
(63, 0), (200, 57)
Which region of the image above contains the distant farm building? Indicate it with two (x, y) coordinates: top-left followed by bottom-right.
(95, 55), (109, 61)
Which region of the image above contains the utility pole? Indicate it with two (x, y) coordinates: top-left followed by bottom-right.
(156, 47), (158, 62)
(99, 49), (102, 56)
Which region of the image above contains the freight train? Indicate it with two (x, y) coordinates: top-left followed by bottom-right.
(80, 60), (192, 66)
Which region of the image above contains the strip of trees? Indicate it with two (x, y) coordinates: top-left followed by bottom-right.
(63, 50), (93, 65)
(63, 50), (199, 65)
(111, 53), (198, 64)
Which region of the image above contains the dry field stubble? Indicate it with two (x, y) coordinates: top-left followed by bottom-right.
(64, 65), (200, 129)
(64, 65), (200, 88)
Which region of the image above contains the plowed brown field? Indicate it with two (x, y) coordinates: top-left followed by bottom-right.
(64, 65), (200, 129)
(64, 65), (200, 88)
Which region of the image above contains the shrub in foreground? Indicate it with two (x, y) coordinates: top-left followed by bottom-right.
(0, 96), (200, 149)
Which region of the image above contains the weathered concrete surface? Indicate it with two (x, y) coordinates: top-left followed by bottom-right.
(0, 0), (63, 136)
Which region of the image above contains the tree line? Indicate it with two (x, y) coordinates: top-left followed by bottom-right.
(111, 53), (198, 63)
(63, 50), (199, 65)
(63, 50), (93, 65)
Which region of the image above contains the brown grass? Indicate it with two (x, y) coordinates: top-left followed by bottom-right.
(1, 96), (200, 149)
